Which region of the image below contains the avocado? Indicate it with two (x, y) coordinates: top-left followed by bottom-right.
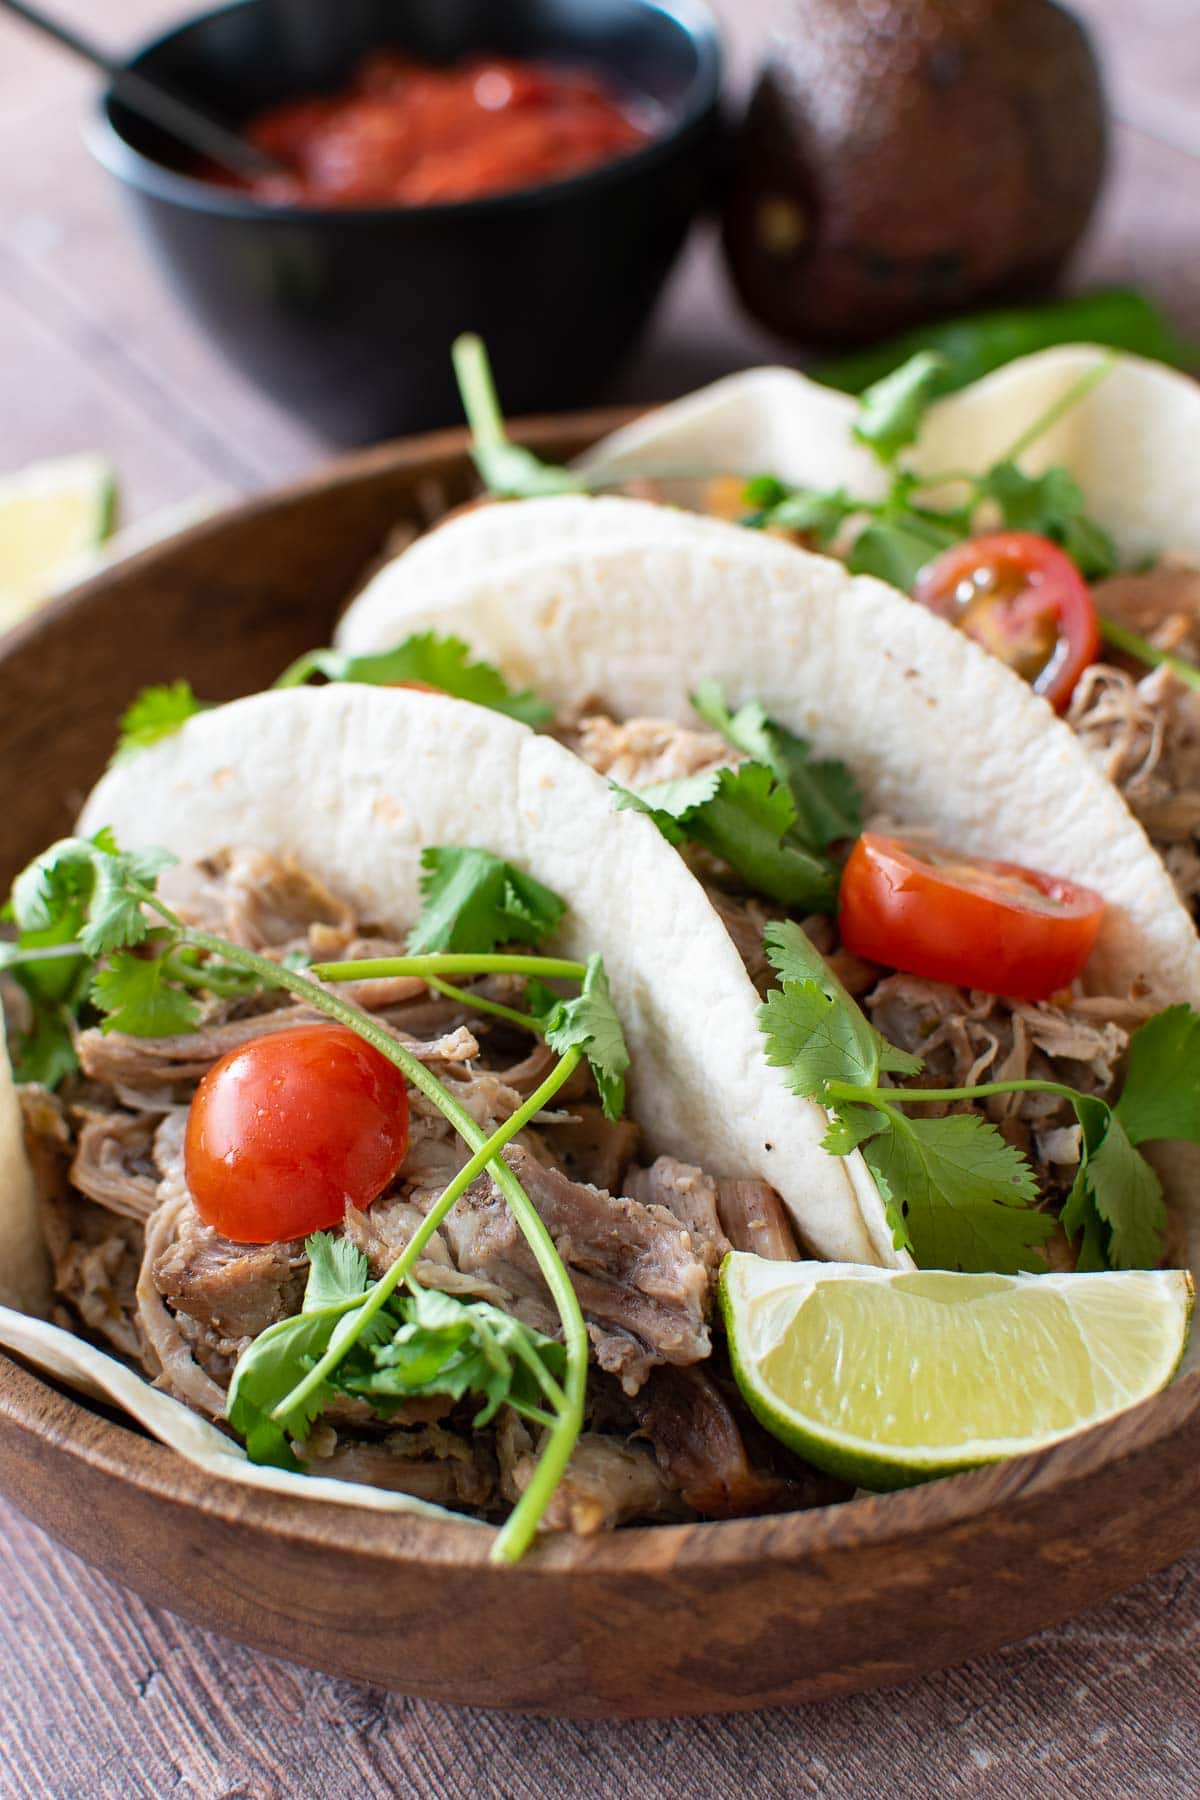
(723, 0), (1107, 346)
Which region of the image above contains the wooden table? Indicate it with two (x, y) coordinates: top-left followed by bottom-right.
(2, 2), (1199, 1791)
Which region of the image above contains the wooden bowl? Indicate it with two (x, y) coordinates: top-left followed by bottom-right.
(2, 416), (1199, 1717)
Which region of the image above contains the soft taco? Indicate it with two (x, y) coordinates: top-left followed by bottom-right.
(341, 344), (1200, 926)
(328, 470), (1200, 1299)
(0, 683), (910, 1552)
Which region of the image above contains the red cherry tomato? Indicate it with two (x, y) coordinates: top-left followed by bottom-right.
(184, 1024), (410, 1244)
(839, 833), (1105, 1002)
(913, 532), (1100, 712)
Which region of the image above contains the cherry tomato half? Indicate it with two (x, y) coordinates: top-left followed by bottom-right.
(913, 532), (1100, 712)
(838, 833), (1105, 1002)
(184, 1024), (410, 1244)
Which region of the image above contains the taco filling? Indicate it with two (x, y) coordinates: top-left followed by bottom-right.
(4, 838), (840, 1541)
(563, 695), (1190, 1278)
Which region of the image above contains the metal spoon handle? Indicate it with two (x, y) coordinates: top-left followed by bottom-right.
(0, 0), (284, 178)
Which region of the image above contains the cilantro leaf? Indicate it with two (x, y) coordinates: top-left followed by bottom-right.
(846, 513), (961, 591)
(227, 1308), (347, 1470)
(691, 681), (863, 846)
(7, 997), (78, 1089)
(1085, 1111), (1167, 1271)
(853, 352), (949, 464)
(760, 980), (885, 1098)
(90, 952), (201, 1038)
(407, 847), (566, 955)
(338, 1286), (565, 1428)
(542, 953), (629, 1121)
(275, 631), (551, 726)
(976, 462), (1117, 580)
(614, 764), (839, 910)
(302, 1233), (371, 1311)
(862, 1111), (1051, 1274)
(453, 333), (582, 500)
(1112, 1005), (1200, 1149)
(10, 834), (172, 959)
(759, 920), (922, 1090)
(741, 478), (854, 543)
(111, 681), (207, 764)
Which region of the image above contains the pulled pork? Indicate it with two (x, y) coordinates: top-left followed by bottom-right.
(20, 847), (829, 1534)
(573, 707), (1150, 1238)
(1071, 563), (1200, 918)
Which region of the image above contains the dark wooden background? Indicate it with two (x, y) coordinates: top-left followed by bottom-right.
(2, 1), (1199, 1792)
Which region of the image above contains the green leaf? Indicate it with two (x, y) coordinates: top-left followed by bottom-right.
(9, 833), (173, 960)
(274, 631), (551, 726)
(614, 764), (839, 910)
(336, 1287), (566, 1429)
(1060, 1162), (1108, 1273)
(820, 1103), (890, 1158)
(741, 480), (854, 543)
(853, 352), (948, 464)
(452, 333), (582, 500)
(1113, 1005), (1200, 1148)
(227, 1308), (345, 1470)
(542, 953), (629, 1122)
(862, 1111), (1051, 1275)
(1085, 1112), (1167, 1271)
(847, 514), (961, 591)
(407, 847), (566, 955)
(90, 953), (201, 1038)
(976, 462), (1117, 579)
(690, 682), (863, 846)
(759, 920), (922, 1094)
(111, 680), (207, 763)
(8, 996), (78, 1089)
(303, 1232), (371, 1311)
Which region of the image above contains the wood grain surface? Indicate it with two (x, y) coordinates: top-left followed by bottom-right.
(2, 0), (1199, 1790)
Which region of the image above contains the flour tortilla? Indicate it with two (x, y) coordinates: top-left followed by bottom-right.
(340, 349), (1200, 640)
(334, 484), (1200, 1301)
(579, 345), (1200, 568)
(0, 684), (906, 1513)
(338, 508), (1200, 1013)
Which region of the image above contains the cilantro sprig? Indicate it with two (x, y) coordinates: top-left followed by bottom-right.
(274, 630), (551, 726)
(231, 1236), (566, 1471)
(610, 683), (862, 911)
(452, 334), (583, 499)
(111, 682), (208, 764)
(1, 830), (639, 1561)
(758, 921), (1197, 1275)
(408, 847), (565, 954)
(745, 354), (1119, 590)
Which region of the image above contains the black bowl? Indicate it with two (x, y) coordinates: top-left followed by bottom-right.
(90, 0), (723, 443)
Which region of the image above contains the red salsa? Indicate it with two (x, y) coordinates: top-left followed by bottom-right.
(209, 51), (654, 206)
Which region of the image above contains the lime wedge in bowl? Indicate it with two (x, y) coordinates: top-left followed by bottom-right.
(721, 1252), (1194, 1491)
(0, 454), (115, 630)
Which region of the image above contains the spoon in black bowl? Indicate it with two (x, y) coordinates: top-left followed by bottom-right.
(2, 0), (286, 179)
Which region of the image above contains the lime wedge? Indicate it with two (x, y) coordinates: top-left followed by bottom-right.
(721, 1252), (1193, 1490)
(0, 454), (116, 629)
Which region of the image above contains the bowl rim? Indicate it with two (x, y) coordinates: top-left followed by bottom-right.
(2, 408), (1200, 1585)
(87, 0), (724, 224)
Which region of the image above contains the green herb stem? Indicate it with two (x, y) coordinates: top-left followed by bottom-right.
(453, 333), (509, 459)
(1097, 618), (1200, 692)
(313, 953), (588, 983)
(997, 356), (1116, 465)
(419, 974), (546, 1037)
(825, 1077), (1089, 1110)
(273, 651), (321, 689)
(141, 901), (588, 1563)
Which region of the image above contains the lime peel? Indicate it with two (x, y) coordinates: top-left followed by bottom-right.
(721, 1252), (1193, 1492)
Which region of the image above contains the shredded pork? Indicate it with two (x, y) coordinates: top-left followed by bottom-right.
(20, 846), (816, 1534)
